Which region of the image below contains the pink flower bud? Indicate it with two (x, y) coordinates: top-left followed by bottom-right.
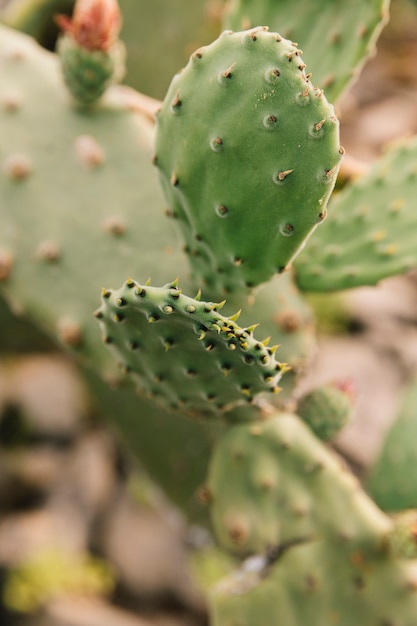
(56, 0), (122, 52)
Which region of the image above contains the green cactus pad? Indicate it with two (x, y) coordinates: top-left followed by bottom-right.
(366, 375), (417, 512)
(207, 413), (389, 556)
(296, 381), (354, 441)
(96, 280), (288, 420)
(155, 27), (342, 295)
(232, 270), (316, 399)
(295, 137), (417, 292)
(211, 536), (417, 626)
(224, 0), (390, 103)
(208, 412), (417, 624)
(0, 23), (190, 377)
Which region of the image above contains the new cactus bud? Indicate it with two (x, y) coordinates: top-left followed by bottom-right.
(296, 379), (355, 441)
(56, 0), (125, 105)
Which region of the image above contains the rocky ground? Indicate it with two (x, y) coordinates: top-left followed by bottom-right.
(2, 1), (417, 625)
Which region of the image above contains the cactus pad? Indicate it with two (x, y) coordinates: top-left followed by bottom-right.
(224, 0), (390, 103)
(207, 412), (388, 555)
(0, 23), (190, 377)
(155, 27), (342, 295)
(208, 412), (417, 625)
(96, 280), (288, 420)
(366, 375), (417, 512)
(211, 535), (417, 626)
(295, 137), (417, 292)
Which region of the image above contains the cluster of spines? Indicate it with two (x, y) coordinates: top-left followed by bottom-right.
(95, 279), (289, 417)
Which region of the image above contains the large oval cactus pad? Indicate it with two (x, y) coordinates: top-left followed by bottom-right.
(155, 28), (342, 296)
(96, 279), (288, 420)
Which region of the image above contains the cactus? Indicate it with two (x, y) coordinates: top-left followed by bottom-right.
(1, 0), (223, 99)
(154, 27), (342, 296)
(55, 0), (126, 106)
(207, 413), (417, 625)
(294, 137), (417, 292)
(206, 412), (385, 556)
(3, 1), (417, 624)
(296, 379), (355, 441)
(223, 0), (390, 103)
(211, 534), (417, 626)
(95, 279), (288, 420)
(366, 375), (417, 512)
(0, 22), (189, 375)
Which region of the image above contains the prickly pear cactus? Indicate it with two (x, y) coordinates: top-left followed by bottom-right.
(224, 0), (390, 103)
(294, 137), (417, 292)
(206, 412), (388, 555)
(211, 535), (417, 626)
(154, 27), (342, 296)
(96, 279), (288, 420)
(366, 375), (417, 512)
(0, 23), (188, 377)
(207, 413), (417, 625)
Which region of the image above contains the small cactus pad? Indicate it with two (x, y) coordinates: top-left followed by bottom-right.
(207, 413), (389, 555)
(296, 380), (354, 441)
(224, 0), (390, 102)
(155, 28), (342, 294)
(295, 137), (417, 292)
(211, 535), (417, 626)
(96, 280), (288, 419)
(366, 375), (417, 512)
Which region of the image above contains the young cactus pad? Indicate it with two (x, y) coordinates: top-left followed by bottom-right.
(95, 280), (288, 420)
(155, 27), (343, 295)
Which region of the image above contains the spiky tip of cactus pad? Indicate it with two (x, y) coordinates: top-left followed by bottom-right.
(95, 279), (289, 420)
(155, 27), (343, 296)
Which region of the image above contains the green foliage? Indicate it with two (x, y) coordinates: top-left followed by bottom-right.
(155, 27), (342, 296)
